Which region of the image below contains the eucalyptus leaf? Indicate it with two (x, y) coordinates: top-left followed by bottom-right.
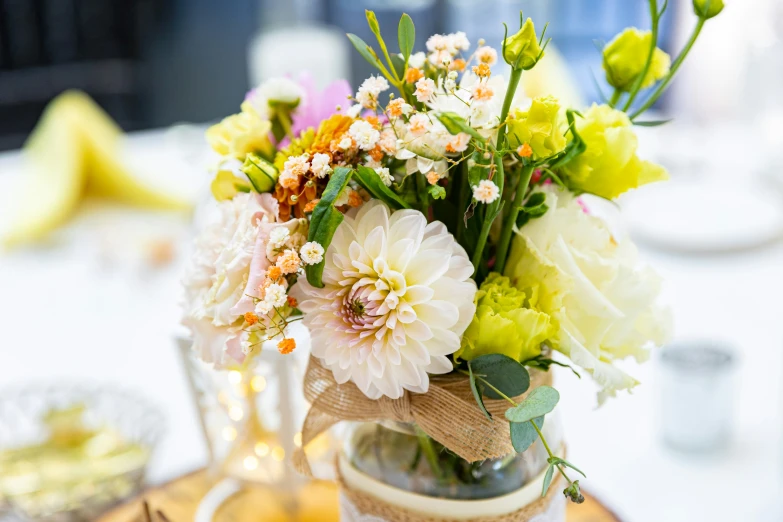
(468, 362), (492, 420)
(633, 119), (673, 127)
(470, 354), (531, 400)
(504, 385), (559, 423)
(509, 416), (544, 453)
(355, 165), (410, 209)
(549, 457), (587, 478)
(436, 112), (486, 142)
(305, 167), (353, 288)
(347, 34), (380, 69)
(541, 464), (555, 497)
(398, 13), (415, 60)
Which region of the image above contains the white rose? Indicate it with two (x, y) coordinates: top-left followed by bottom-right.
(505, 187), (672, 403)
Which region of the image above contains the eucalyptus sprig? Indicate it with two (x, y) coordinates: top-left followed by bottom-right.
(462, 354), (587, 503)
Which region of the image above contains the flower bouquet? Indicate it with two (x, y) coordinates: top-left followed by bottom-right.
(182, 1), (722, 520)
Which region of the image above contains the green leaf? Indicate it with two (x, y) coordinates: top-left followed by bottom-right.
(468, 151), (491, 187)
(516, 192), (549, 228)
(633, 119), (673, 127)
(347, 33), (380, 69)
(504, 385), (560, 423)
(354, 165), (411, 209)
(549, 457), (587, 478)
(398, 13), (415, 60)
(428, 184), (446, 200)
(549, 109), (586, 171)
(542, 464), (555, 497)
(436, 112), (486, 142)
(510, 416), (544, 453)
(470, 354), (531, 400)
(468, 362), (492, 420)
(523, 355), (581, 379)
(305, 167), (353, 288)
(390, 54), (407, 81)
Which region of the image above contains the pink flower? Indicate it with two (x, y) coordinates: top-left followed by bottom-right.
(291, 73), (352, 137)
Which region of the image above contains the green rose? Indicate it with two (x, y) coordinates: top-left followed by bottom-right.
(603, 28), (671, 91)
(508, 95), (567, 160)
(693, 0), (724, 19)
(503, 18), (543, 70)
(560, 104), (668, 200)
(455, 273), (553, 363)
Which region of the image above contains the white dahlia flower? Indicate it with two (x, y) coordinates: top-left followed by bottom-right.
(505, 187), (672, 403)
(292, 201), (477, 399)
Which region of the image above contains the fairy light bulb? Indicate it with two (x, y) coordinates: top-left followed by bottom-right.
(228, 405), (244, 421)
(222, 426), (237, 441)
(228, 371), (242, 385)
(251, 376), (267, 392)
(243, 456), (259, 470)
(255, 442), (270, 457)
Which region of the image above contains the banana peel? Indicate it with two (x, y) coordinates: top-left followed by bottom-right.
(2, 91), (192, 248)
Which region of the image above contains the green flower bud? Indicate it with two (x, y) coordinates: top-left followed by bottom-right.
(241, 153), (279, 193)
(564, 481), (585, 504)
(603, 28), (671, 92)
(503, 18), (543, 70)
(693, 0), (724, 19)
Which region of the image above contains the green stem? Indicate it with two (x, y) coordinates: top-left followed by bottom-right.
(415, 426), (444, 480)
(623, 0), (661, 112)
(456, 162), (469, 242)
(497, 68), (523, 148)
(470, 148), (505, 274)
(609, 88), (622, 108)
(630, 17), (705, 120)
(531, 419), (573, 485)
(495, 164), (534, 275)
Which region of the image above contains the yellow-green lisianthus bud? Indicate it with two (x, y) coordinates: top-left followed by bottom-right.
(241, 153), (279, 193)
(693, 0), (724, 19)
(508, 95), (567, 160)
(560, 104), (668, 200)
(603, 28), (671, 91)
(503, 18), (543, 70)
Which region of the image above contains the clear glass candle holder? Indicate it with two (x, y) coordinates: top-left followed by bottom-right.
(658, 341), (737, 454)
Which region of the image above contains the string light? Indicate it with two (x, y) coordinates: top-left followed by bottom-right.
(228, 371), (242, 385)
(228, 405), (244, 421)
(293, 432), (302, 448)
(243, 456), (259, 470)
(254, 442), (270, 457)
(271, 447), (285, 461)
(222, 426), (237, 441)
(251, 376), (267, 392)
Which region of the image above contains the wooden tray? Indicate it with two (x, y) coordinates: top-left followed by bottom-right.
(99, 470), (622, 522)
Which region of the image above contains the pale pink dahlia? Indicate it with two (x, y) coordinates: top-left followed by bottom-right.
(292, 201), (477, 399)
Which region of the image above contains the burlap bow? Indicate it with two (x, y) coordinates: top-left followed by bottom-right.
(294, 356), (552, 475)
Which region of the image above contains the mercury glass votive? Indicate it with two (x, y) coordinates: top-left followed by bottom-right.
(658, 341), (736, 453)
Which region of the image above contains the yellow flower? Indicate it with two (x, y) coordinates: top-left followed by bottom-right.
(508, 95), (567, 160)
(693, 0), (724, 19)
(455, 273), (553, 363)
(273, 129), (316, 172)
(210, 170), (251, 201)
(603, 28), (671, 92)
(560, 104), (668, 200)
(206, 110), (274, 160)
(503, 18), (543, 70)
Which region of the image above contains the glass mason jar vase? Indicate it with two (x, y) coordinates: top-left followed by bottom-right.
(338, 417), (566, 521)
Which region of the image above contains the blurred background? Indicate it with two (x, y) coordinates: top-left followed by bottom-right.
(2, 1), (783, 521)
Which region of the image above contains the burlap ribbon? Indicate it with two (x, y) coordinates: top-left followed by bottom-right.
(294, 356), (552, 475)
(337, 463), (565, 522)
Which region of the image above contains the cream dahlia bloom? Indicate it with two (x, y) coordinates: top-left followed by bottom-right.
(292, 201), (477, 399)
(505, 187), (672, 403)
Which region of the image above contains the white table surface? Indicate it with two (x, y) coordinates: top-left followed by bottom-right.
(1, 124), (782, 522)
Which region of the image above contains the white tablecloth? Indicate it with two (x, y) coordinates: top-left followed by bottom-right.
(1, 125), (782, 522)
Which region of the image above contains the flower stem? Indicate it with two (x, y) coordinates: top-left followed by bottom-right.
(456, 161), (469, 242)
(494, 164), (534, 275)
(471, 147), (505, 274)
(415, 425), (444, 480)
(497, 68), (523, 148)
(531, 418), (573, 485)
(630, 17), (705, 120)
(623, 0), (662, 112)
(609, 88), (622, 108)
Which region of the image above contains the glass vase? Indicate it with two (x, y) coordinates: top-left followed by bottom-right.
(178, 335), (312, 489)
(338, 418), (566, 521)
